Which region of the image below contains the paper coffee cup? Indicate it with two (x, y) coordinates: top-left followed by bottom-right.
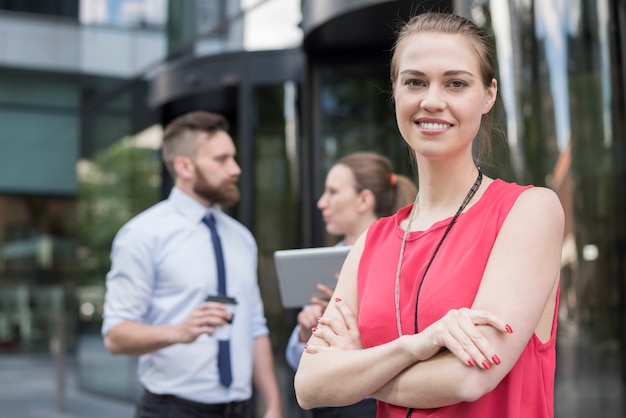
(205, 295), (237, 341)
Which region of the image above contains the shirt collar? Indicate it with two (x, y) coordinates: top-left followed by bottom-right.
(168, 187), (219, 223)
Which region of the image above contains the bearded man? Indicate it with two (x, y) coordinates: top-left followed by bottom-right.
(102, 111), (283, 418)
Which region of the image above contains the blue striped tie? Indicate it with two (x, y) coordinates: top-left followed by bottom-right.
(203, 214), (232, 387)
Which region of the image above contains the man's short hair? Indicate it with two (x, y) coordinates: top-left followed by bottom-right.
(161, 111), (229, 178)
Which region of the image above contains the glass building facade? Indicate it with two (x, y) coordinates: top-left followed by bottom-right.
(1, 0), (625, 416)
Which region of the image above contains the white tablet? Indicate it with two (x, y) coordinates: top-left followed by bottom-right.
(274, 246), (352, 308)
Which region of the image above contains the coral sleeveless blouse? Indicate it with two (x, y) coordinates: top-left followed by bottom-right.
(357, 179), (557, 418)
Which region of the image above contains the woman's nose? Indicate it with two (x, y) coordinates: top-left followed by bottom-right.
(317, 193), (328, 209)
(420, 86), (446, 111)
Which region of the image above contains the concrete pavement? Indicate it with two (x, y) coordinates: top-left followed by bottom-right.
(0, 353), (135, 418)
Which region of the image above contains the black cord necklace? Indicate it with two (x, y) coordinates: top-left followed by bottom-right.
(393, 169), (483, 418)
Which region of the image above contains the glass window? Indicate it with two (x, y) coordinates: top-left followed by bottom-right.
(0, 0), (79, 19)
(251, 82), (307, 416)
(0, 195), (76, 351)
(482, 0), (626, 415)
(316, 58), (415, 245)
(80, 0), (167, 29)
(319, 64), (413, 174)
(75, 124), (162, 398)
(76, 77), (161, 399)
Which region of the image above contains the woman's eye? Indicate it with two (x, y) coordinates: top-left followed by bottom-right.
(448, 80), (468, 88)
(404, 78), (424, 87)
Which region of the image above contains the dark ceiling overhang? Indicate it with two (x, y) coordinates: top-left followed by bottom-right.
(148, 48), (304, 109)
(302, 0), (453, 55)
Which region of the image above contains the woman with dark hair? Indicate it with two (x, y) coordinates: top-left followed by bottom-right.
(286, 151), (416, 417)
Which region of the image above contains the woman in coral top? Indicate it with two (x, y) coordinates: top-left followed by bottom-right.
(294, 12), (564, 418)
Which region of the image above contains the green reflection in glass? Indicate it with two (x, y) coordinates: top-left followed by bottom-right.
(77, 130), (162, 289)
(253, 84), (300, 318)
(319, 65), (413, 176)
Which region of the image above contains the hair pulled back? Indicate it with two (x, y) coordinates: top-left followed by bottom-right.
(335, 151), (416, 218)
(390, 12), (497, 162)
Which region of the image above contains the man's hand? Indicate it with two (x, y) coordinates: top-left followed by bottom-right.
(172, 301), (232, 343)
(104, 302), (232, 356)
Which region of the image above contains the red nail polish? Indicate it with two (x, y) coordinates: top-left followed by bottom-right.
(304, 344), (308, 349)
(482, 360), (491, 369)
(311, 327), (317, 333)
(335, 297), (342, 302)
(492, 355), (501, 365)
(467, 359), (476, 367)
(505, 324), (513, 334)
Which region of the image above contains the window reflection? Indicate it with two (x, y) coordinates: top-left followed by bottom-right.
(75, 124), (162, 398)
(0, 196), (75, 351)
(80, 0), (167, 29)
(318, 63), (413, 176)
(251, 82), (306, 416)
(485, 0), (624, 416)
(535, 0), (574, 152)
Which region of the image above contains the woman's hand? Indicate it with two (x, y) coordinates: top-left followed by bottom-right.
(306, 302), (513, 372)
(414, 307), (513, 369)
(305, 298), (363, 352)
(310, 273), (338, 309)
(296, 277), (338, 343)
(296, 304), (325, 343)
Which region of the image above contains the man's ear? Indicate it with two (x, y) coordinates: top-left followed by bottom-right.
(173, 156), (194, 180)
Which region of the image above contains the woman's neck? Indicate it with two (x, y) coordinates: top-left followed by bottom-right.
(410, 162), (483, 231)
(343, 213), (378, 245)
(416, 159), (479, 205)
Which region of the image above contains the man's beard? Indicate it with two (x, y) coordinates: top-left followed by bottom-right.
(193, 166), (240, 207)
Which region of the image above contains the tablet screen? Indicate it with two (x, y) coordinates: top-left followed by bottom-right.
(273, 246), (352, 308)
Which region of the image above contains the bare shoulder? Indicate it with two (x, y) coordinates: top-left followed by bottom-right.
(517, 186), (563, 210)
(511, 186), (564, 228)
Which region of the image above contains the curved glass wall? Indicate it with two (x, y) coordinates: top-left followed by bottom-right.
(318, 64), (413, 173)
(476, 0), (625, 416)
(250, 82), (307, 416)
(166, 0), (302, 57)
(313, 55), (416, 246)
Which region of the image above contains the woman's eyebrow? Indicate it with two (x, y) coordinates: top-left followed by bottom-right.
(398, 69), (474, 77)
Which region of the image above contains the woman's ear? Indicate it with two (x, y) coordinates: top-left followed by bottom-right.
(482, 78), (498, 114)
(358, 189), (376, 213)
